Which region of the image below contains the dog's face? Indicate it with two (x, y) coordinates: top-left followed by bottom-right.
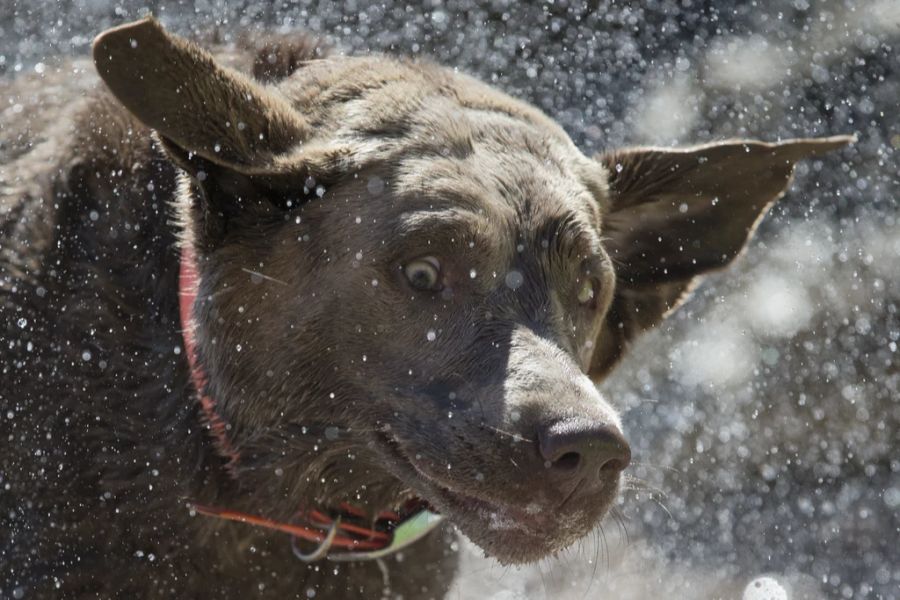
(269, 135), (623, 560)
(93, 18), (851, 564)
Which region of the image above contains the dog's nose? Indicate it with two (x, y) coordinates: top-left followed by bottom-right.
(538, 418), (631, 477)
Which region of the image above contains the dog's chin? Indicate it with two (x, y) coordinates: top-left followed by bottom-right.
(373, 432), (617, 565)
(430, 482), (616, 565)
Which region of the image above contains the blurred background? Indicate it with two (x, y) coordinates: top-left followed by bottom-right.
(2, 1), (897, 598)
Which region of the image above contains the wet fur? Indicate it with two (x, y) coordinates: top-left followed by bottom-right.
(1, 43), (453, 600)
(0, 19), (850, 599)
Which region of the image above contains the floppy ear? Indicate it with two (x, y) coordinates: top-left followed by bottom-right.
(93, 17), (327, 245)
(93, 17), (308, 169)
(588, 136), (854, 381)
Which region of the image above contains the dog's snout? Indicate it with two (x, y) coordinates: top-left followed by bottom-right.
(538, 418), (631, 478)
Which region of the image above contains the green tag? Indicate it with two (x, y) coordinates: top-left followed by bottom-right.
(328, 510), (444, 561)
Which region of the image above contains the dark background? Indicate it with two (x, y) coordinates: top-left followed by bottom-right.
(2, 1), (897, 598)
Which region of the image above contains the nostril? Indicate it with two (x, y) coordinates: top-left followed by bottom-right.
(598, 438), (631, 475)
(599, 456), (628, 474)
(552, 451), (581, 471)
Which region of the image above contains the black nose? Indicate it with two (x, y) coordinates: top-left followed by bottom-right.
(538, 418), (631, 477)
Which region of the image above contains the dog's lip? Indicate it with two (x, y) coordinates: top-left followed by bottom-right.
(426, 479), (554, 535)
(373, 430), (553, 536)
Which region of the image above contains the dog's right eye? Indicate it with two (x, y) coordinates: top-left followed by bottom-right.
(403, 256), (443, 292)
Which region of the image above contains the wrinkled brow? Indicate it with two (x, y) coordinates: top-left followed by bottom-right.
(534, 212), (604, 260)
(395, 208), (489, 240)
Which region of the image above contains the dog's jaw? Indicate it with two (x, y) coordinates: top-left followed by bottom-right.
(369, 429), (620, 564)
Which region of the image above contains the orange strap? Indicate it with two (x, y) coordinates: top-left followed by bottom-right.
(191, 503), (391, 551)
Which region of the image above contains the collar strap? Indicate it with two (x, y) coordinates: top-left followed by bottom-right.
(179, 245), (241, 474)
(189, 501), (443, 561)
(178, 247), (443, 560)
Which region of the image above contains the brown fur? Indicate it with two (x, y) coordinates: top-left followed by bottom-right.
(1, 17), (851, 599)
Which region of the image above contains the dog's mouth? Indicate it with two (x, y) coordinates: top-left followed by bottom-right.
(404, 472), (552, 534)
(192, 428), (609, 564)
(373, 430), (589, 562)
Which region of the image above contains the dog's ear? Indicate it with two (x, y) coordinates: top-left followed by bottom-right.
(588, 136), (853, 381)
(93, 18), (327, 244)
(93, 16), (308, 170)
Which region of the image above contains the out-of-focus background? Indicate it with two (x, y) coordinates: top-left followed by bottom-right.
(2, 1), (897, 598)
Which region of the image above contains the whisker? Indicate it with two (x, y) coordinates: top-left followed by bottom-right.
(536, 557), (548, 599)
(480, 424), (530, 443)
(601, 523), (611, 574)
(582, 527), (601, 599)
(628, 461), (684, 475)
(646, 494), (674, 522)
(241, 267), (289, 286)
(612, 507), (631, 549)
(622, 475), (670, 499)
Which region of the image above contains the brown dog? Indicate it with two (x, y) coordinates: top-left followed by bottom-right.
(0, 16), (850, 599)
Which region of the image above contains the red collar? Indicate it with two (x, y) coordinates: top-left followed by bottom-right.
(179, 245), (240, 473)
(178, 246), (441, 560)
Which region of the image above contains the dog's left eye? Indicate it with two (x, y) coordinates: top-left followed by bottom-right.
(577, 279), (596, 306)
(403, 256), (443, 292)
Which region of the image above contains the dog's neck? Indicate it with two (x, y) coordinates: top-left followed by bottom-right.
(178, 244), (242, 473)
(177, 245), (443, 561)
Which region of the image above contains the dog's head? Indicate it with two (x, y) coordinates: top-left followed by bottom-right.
(93, 18), (850, 563)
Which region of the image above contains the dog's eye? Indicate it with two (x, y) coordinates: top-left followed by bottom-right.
(577, 279), (596, 306)
(404, 257), (442, 291)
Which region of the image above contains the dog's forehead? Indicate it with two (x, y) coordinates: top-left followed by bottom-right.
(280, 55), (572, 140)
(390, 144), (599, 237)
(280, 56), (606, 237)
(387, 109), (606, 249)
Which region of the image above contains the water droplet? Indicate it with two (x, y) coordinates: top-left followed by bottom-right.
(505, 270), (524, 290)
(366, 176), (385, 195)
